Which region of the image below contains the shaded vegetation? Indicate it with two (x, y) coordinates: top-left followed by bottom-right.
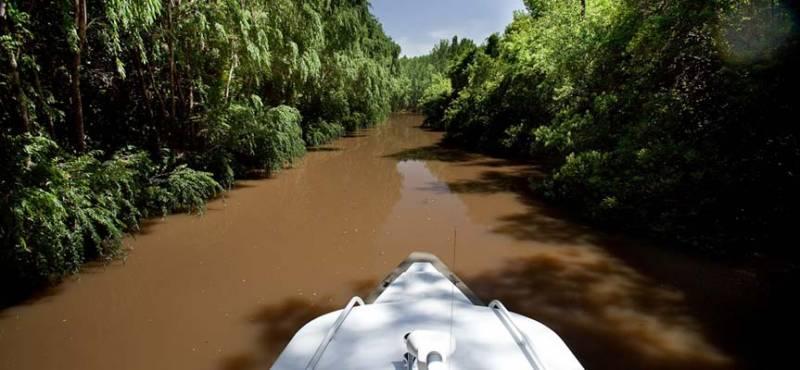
(0, 0), (402, 294)
(401, 0), (800, 254)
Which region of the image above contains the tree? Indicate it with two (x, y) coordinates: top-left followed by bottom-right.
(69, 0), (87, 151)
(1, 1), (30, 133)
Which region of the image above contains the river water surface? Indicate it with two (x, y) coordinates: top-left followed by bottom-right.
(0, 114), (794, 370)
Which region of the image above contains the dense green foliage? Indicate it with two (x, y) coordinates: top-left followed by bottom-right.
(0, 134), (221, 284)
(409, 0), (800, 253)
(394, 37), (475, 111)
(0, 0), (401, 292)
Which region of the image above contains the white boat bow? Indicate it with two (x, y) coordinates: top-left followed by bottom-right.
(271, 252), (583, 370)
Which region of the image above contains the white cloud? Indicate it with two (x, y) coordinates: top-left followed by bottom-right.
(397, 37), (437, 57)
(429, 29), (457, 40)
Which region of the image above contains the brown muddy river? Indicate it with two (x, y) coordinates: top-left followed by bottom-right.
(0, 114), (795, 370)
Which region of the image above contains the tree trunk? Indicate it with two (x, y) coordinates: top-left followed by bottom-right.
(133, 50), (162, 152)
(133, 52), (156, 121)
(9, 51), (30, 133)
(145, 57), (169, 119)
(167, 0), (177, 122)
(581, 0), (586, 17)
(31, 62), (55, 137)
(70, 0), (87, 152)
(186, 61), (195, 146)
(770, 0), (775, 23)
(1, 3), (30, 133)
(224, 56), (236, 102)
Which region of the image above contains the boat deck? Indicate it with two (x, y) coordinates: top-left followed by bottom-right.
(272, 254), (583, 370)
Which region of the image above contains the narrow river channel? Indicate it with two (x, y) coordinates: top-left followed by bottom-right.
(0, 114), (794, 370)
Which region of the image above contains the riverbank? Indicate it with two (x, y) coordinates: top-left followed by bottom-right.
(1, 114), (795, 370)
(1, 0), (400, 299)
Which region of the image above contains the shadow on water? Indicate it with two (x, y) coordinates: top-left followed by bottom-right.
(392, 141), (800, 370)
(230, 181), (263, 190)
(467, 249), (800, 370)
(384, 144), (480, 163)
(220, 280), (377, 370)
(0, 283), (64, 313)
(306, 146), (342, 152)
(342, 133), (368, 138)
(407, 149), (597, 245)
(468, 254), (733, 370)
(452, 171), (603, 245)
(220, 298), (337, 370)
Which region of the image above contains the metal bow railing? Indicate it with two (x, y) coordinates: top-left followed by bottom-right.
(489, 300), (544, 370)
(305, 296), (365, 370)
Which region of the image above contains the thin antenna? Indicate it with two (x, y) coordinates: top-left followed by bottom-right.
(448, 227), (457, 370)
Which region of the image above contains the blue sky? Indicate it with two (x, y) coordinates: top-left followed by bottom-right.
(371, 0), (526, 57)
